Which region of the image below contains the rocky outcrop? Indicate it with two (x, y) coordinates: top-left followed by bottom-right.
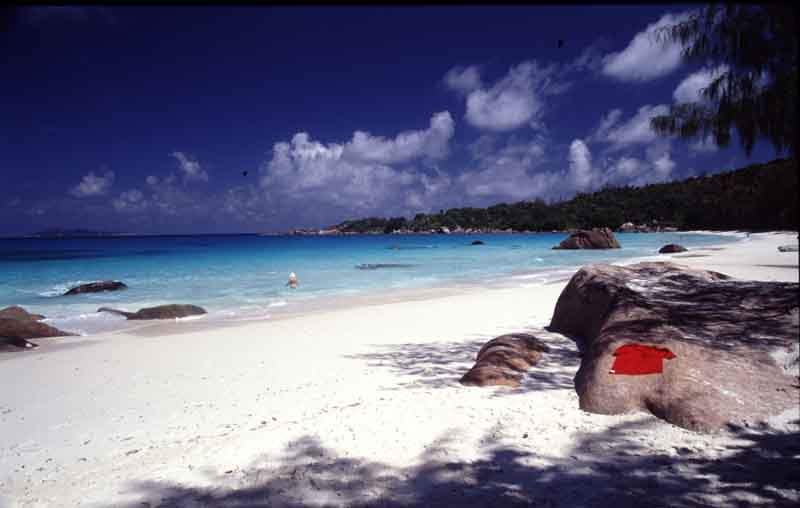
(553, 228), (621, 250)
(778, 244), (799, 252)
(658, 244), (687, 253)
(460, 333), (549, 388)
(549, 262), (799, 432)
(471, 240), (485, 245)
(0, 306), (45, 321)
(64, 280), (127, 296)
(618, 222), (679, 233)
(0, 306), (75, 350)
(97, 304), (207, 320)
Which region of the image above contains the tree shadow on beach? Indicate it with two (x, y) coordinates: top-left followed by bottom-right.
(343, 329), (580, 395)
(124, 419), (800, 508)
(586, 275), (799, 356)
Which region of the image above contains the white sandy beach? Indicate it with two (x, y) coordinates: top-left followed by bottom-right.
(1, 232), (798, 508)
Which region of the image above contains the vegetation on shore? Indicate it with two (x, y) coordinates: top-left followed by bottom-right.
(334, 158), (797, 234)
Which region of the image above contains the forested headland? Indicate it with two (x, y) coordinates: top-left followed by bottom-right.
(333, 158), (797, 234)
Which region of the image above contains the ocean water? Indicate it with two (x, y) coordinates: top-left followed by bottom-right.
(0, 232), (741, 335)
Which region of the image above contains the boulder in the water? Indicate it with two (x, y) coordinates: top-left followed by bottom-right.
(97, 304), (207, 320)
(553, 228), (621, 249)
(1, 306), (75, 350)
(658, 244), (687, 253)
(64, 280), (127, 296)
(0, 305), (45, 321)
(471, 240), (485, 245)
(549, 261), (799, 432)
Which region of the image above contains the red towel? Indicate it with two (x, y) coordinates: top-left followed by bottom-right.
(610, 344), (675, 375)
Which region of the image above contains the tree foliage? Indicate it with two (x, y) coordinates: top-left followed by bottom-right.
(336, 158), (798, 233)
(651, 4), (797, 157)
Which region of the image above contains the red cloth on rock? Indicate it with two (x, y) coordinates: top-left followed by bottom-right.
(610, 344), (675, 375)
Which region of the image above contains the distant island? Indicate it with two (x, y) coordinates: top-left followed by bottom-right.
(28, 228), (131, 238)
(288, 158), (797, 235)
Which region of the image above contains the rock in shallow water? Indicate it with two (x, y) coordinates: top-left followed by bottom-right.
(658, 244), (688, 253)
(460, 333), (550, 388)
(553, 228), (621, 250)
(549, 261), (799, 432)
(97, 304), (207, 320)
(64, 280), (127, 296)
(0, 306), (75, 349)
(0, 305), (45, 321)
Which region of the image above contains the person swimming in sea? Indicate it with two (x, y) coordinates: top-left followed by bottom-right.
(286, 272), (298, 289)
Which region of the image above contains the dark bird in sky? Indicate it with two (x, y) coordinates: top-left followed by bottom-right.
(242, 171), (248, 177)
(557, 39), (564, 48)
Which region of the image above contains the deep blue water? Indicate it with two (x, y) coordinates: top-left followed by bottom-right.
(0, 232), (739, 335)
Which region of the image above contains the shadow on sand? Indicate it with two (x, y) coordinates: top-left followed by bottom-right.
(124, 418), (799, 508)
(343, 329), (580, 394)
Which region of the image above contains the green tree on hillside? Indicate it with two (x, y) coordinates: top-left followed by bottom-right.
(651, 4), (797, 157)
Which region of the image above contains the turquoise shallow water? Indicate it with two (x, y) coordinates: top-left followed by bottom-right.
(0, 232), (740, 335)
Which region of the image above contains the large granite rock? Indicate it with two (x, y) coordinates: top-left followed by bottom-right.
(97, 304), (207, 320)
(553, 228), (621, 250)
(64, 280), (127, 296)
(0, 306), (75, 349)
(0, 305), (45, 321)
(659, 244), (687, 253)
(460, 333), (550, 388)
(549, 262), (799, 432)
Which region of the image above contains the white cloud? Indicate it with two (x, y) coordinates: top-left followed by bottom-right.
(259, 112), (455, 217)
(342, 111), (454, 164)
(589, 109), (623, 143)
(609, 156), (644, 179)
(70, 170), (115, 197)
(170, 151), (208, 183)
(111, 189), (146, 213)
(146, 175), (159, 186)
(593, 104), (670, 149)
(602, 12), (690, 82)
(443, 66), (482, 95)
(673, 65), (729, 103)
(458, 61), (560, 132)
(456, 138), (558, 201)
(567, 140), (593, 191)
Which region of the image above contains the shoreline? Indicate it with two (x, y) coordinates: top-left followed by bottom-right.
(0, 231), (797, 508)
(15, 230), (752, 344)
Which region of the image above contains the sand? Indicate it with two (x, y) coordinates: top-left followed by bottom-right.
(1, 232), (797, 508)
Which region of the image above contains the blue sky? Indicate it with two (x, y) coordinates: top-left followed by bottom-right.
(0, 5), (781, 235)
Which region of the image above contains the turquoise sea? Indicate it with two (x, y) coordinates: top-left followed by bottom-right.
(0, 232), (740, 335)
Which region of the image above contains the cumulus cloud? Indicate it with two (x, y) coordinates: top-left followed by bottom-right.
(342, 111), (454, 164)
(443, 66), (482, 95)
(146, 175), (159, 186)
(456, 137), (554, 201)
(602, 12), (689, 82)
(673, 65), (729, 103)
(259, 112), (455, 217)
(447, 61), (562, 132)
(70, 170), (115, 197)
(567, 140), (593, 191)
(592, 104), (670, 149)
(112, 189), (146, 213)
(170, 151), (208, 183)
